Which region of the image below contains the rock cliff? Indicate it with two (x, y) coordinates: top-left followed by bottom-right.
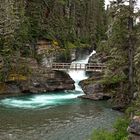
(0, 58), (75, 98)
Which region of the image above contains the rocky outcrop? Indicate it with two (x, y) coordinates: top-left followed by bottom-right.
(79, 74), (111, 100)
(79, 50), (112, 101)
(19, 70), (75, 93)
(80, 93), (110, 100)
(0, 58), (75, 98)
(88, 52), (110, 64)
(128, 116), (140, 140)
(80, 82), (103, 94)
(75, 46), (93, 60)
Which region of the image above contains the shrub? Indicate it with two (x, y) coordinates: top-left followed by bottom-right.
(90, 118), (129, 140)
(113, 118), (129, 140)
(91, 129), (113, 140)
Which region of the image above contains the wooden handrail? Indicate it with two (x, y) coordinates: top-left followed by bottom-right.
(50, 63), (106, 72)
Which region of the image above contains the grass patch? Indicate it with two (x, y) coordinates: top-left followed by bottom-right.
(90, 118), (129, 140)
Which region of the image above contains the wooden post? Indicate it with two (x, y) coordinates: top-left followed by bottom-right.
(75, 63), (77, 70)
(87, 63), (89, 71)
(85, 64), (86, 71)
(63, 63), (64, 69)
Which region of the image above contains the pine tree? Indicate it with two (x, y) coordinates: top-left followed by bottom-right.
(98, 0), (137, 105)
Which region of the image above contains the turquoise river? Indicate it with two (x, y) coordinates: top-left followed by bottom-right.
(0, 51), (122, 140)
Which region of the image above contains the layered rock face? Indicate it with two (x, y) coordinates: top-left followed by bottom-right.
(0, 58), (75, 98)
(128, 116), (140, 140)
(19, 70), (75, 93)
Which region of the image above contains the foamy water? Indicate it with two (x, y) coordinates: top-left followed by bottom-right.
(68, 50), (96, 92)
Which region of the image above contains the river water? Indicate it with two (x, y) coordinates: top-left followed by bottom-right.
(0, 51), (122, 140)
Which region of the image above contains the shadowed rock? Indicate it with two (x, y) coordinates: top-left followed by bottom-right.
(128, 116), (140, 140)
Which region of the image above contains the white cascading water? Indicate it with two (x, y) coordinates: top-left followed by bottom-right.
(0, 50), (96, 109)
(68, 50), (96, 93)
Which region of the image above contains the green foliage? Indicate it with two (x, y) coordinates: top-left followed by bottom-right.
(0, 0), (106, 81)
(57, 0), (67, 5)
(113, 118), (129, 140)
(97, 3), (134, 100)
(100, 72), (127, 85)
(90, 118), (129, 140)
(91, 129), (114, 140)
(67, 42), (77, 49)
(97, 40), (110, 53)
(126, 97), (140, 116)
(134, 23), (140, 93)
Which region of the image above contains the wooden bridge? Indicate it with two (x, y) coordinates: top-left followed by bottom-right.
(51, 63), (106, 72)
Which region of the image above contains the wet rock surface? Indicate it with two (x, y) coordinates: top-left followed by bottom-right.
(128, 116), (140, 140)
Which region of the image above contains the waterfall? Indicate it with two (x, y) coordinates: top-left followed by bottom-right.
(68, 50), (96, 92)
(0, 50), (96, 109)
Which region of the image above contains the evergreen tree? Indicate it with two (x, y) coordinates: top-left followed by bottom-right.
(98, 0), (137, 105)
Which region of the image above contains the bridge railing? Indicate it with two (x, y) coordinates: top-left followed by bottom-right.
(52, 63), (71, 70)
(51, 63), (106, 71)
(70, 63), (86, 70)
(86, 63), (106, 71)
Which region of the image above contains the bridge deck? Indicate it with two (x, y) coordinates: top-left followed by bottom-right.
(51, 63), (106, 72)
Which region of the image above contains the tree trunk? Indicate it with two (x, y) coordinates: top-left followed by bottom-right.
(128, 0), (134, 98)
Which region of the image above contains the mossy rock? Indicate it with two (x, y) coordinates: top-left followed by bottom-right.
(7, 74), (27, 82)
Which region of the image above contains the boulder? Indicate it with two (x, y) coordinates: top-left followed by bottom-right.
(112, 105), (126, 112)
(79, 94), (102, 100)
(128, 135), (140, 140)
(81, 83), (103, 95)
(128, 116), (140, 135)
(128, 116), (140, 140)
(79, 93), (110, 100)
(79, 79), (111, 101)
